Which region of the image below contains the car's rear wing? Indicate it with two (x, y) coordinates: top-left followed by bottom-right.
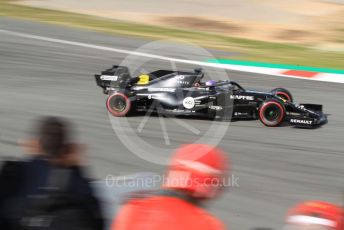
(95, 65), (131, 93)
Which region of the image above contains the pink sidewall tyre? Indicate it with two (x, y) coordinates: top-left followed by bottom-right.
(259, 100), (286, 127)
(106, 93), (131, 117)
(271, 88), (293, 102)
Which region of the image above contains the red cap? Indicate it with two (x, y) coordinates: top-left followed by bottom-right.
(286, 201), (343, 230)
(163, 144), (230, 199)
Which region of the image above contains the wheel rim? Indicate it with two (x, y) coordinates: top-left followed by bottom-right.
(264, 104), (281, 122)
(259, 101), (285, 127)
(109, 96), (127, 112)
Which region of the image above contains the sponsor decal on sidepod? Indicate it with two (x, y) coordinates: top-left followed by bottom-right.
(230, 95), (254, 101)
(209, 105), (223, 111)
(100, 75), (118, 81)
(183, 97), (195, 109)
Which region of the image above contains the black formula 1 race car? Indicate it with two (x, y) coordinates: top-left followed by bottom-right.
(95, 66), (327, 128)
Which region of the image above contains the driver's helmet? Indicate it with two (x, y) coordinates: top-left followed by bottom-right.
(284, 201), (343, 230)
(205, 80), (217, 87)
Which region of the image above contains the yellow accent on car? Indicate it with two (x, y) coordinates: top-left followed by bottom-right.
(137, 74), (150, 85)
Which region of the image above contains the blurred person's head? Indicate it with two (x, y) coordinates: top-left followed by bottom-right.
(284, 201), (343, 230)
(163, 144), (230, 200)
(24, 116), (78, 161)
(37, 116), (70, 156)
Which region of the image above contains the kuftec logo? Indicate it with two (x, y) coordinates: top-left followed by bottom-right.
(183, 97), (195, 109)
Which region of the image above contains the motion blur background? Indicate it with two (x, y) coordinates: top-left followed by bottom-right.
(2, 0), (344, 67)
(0, 0), (343, 229)
(15, 0), (344, 44)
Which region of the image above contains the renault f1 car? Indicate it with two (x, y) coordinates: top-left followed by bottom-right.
(95, 66), (327, 128)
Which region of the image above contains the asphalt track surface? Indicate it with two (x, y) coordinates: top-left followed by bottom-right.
(0, 17), (343, 229)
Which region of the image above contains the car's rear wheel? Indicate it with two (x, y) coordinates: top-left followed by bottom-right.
(270, 88), (293, 102)
(259, 99), (286, 127)
(106, 92), (131, 117)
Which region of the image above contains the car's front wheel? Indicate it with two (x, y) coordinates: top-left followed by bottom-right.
(259, 99), (286, 127)
(106, 92), (132, 117)
(270, 88), (293, 102)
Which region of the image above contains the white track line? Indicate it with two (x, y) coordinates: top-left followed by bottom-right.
(0, 29), (219, 66)
(0, 29), (342, 83)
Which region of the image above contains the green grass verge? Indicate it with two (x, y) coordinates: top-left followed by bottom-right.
(0, 0), (343, 69)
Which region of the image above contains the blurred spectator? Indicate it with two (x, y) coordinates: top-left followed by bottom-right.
(0, 117), (104, 230)
(112, 144), (230, 230)
(284, 200), (343, 230)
